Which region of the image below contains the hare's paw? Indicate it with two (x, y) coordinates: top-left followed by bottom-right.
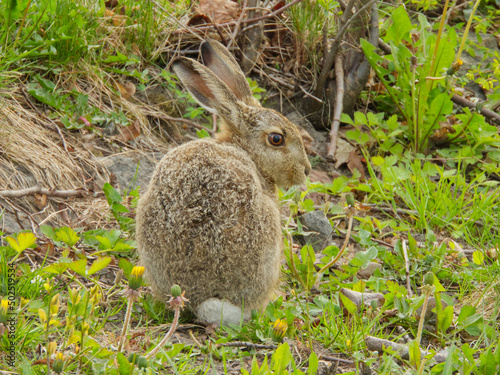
(196, 298), (250, 326)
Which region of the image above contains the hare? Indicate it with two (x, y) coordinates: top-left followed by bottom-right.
(136, 39), (311, 325)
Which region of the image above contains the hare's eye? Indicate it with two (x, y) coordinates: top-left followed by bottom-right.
(268, 133), (284, 146)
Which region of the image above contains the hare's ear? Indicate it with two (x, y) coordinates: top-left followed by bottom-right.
(172, 57), (241, 118)
(200, 39), (259, 107)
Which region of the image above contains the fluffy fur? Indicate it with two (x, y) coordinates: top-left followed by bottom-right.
(136, 39), (311, 325)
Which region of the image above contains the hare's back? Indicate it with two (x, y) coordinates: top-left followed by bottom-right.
(136, 139), (281, 307)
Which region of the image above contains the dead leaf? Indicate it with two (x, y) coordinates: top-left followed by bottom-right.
(34, 194), (47, 210)
(347, 150), (365, 180)
(116, 81), (136, 99)
(105, 0), (119, 9)
(187, 14), (212, 26)
(114, 119), (141, 143)
(308, 169), (331, 184)
(198, 0), (239, 24)
(334, 138), (355, 168)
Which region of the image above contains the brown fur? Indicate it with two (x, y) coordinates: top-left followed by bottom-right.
(136, 40), (311, 320)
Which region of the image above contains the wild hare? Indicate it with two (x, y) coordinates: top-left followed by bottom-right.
(136, 39), (311, 326)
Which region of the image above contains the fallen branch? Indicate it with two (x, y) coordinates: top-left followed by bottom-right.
(327, 54), (345, 159)
(0, 186), (88, 198)
(221, 341), (277, 350)
(158, 114), (215, 136)
(451, 94), (500, 123)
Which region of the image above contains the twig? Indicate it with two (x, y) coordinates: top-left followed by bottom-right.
(320, 354), (355, 364)
(451, 94), (500, 123)
(327, 54), (345, 159)
(315, 0), (378, 98)
(0, 186), (88, 198)
(158, 114), (215, 136)
(402, 240), (412, 297)
(221, 341), (277, 350)
(227, 0), (248, 49)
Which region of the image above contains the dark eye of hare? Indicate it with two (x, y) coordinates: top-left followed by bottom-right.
(268, 133), (284, 146)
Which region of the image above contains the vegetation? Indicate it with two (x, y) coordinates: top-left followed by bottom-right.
(0, 0), (499, 374)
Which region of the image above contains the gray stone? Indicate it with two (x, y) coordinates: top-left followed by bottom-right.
(99, 152), (164, 193)
(296, 210), (333, 253)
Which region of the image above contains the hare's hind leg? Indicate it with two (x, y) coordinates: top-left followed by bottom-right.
(196, 298), (250, 326)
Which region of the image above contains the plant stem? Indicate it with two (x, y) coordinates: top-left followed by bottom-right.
(146, 306), (181, 359)
(117, 294), (136, 352)
(455, 0), (482, 63)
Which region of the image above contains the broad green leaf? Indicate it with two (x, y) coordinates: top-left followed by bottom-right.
(43, 263), (69, 274)
(87, 257), (112, 275)
(409, 340), (421, 366)
(272, 342), (292, 373)
(67, 259), (87, 276)
(472, 251), (484, 265)
(118, 258), (134, 276)
(385, 6), (412, 44)
(439, 305), (454, 332)
(6, 232), (37, 253)
(116, 352), (133, 375)
(307, 350), (318, 374)
(56, 227), (80, 247)
(196, 129), (211, 139)
(103, 183), (123, 203)
(339, 292), (357, 314)
(350, 247), (378, 268)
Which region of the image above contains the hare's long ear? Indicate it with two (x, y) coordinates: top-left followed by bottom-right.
(200, 39), (260, 107)
(172, 57), (241, 119)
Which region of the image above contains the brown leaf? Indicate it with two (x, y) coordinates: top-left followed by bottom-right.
(347, 150), (365, 180)
(116, 81), (136, 99)
(34, 194), (47, 210)
(114, 119), (141, 143)
(198, 0), (239, 24)
(105, 0), (119, 9)
(187, 14), (212, 26)
(334, 138), (355, 168)
(308, 169), (331, 184)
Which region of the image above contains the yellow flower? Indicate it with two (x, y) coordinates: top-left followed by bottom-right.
(271, 319), (288, 342)
(0, 299), (9, 324)
(128, 266), (145, 290)
(131, 266), (145, 278)
(52, 352), (65, 374)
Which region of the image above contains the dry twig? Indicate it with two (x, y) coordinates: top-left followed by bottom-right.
(327, 54), (345, 159)
(0, 186), (88, 198)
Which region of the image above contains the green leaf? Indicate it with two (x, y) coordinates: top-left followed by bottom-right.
(472, 251), (484, 265)
(103, 183), (123, 204)
(272, 342), (292, 373)
(439, 305), (454, 332)
(196, 129), (211, 139)
(87, 257), (112, 275)
(43, 263), (69, 274)
(118, 258), (134, 276)
(6, 232), (37, 253)
(307, 352), (318, 375)
(339, 292), (357, 314)
(56, 227), (80, 247)
(409, 340), (421, 367)
(385, 6), (412, 44)
(350, 247), (378, 268)
(116, 352), (133, 375)
(67, 259), (87, 276)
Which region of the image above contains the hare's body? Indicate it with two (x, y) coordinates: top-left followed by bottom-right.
(137, 139), (281, 313)
(136, 40), (310, 325)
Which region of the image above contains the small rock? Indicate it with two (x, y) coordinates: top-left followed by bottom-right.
(357, 262), (382, 279)
(296, 210), (333, 253)
(415, 297), (449, 322)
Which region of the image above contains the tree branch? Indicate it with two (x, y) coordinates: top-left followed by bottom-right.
(0, 186), (88, 198)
